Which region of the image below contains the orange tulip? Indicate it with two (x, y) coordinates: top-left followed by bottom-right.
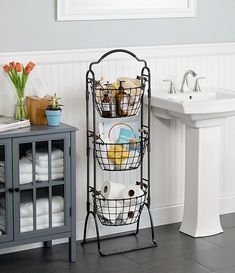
(9, 61), (16, 70)
(25, 67), (31, 75)
(15, 62), (22, 73)
(25, 61), (35, 72)
(3, 64), (10, 73)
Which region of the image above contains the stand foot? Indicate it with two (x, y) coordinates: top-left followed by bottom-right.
(82, 206), (157, 256)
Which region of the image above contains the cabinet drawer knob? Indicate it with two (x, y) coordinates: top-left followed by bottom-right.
(8, 188), (13, 193)
(14, 188), (20, 192)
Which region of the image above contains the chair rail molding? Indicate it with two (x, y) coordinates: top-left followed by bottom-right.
(57, 0), (196, 21)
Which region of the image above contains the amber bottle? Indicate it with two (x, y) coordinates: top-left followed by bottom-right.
(101, 91), (112, 118)
(116, 81), (129, 117)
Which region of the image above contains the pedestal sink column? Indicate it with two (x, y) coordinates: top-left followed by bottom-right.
(180, 119), (224, 237)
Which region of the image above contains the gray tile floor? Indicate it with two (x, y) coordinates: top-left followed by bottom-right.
(1, 213), (235, 273)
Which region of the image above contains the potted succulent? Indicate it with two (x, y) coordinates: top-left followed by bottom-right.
(45, 93), (63, 126)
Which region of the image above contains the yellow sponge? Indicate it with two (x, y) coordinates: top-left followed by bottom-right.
(107, 145), (129, 165)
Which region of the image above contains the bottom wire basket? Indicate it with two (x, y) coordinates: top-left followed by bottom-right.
(91, 186), (147, 226)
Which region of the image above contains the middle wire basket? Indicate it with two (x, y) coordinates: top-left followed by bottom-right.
(94, 131), (148, 171)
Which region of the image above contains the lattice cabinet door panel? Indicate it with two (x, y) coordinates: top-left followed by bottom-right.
(12, 133), (71, 240)
(0, 139), (13, 243)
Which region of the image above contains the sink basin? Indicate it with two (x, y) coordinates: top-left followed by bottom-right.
(152, 87), (235, 120)
(168, 91), (216, 102)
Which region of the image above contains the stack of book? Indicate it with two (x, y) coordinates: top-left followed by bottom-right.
(0, 116), (30, 133)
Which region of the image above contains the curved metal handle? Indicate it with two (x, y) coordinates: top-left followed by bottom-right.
(193, 77), (205, 92)
(89, 49), (147, 70)
(163, 79), (176, 94)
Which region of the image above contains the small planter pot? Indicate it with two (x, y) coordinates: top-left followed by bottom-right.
(45, 109), (62, 126)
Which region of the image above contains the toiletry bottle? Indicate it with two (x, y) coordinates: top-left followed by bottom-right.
(101, 90), (112, 118)
(116, 80), (129, 117)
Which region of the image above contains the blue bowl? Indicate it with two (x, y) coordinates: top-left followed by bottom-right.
(45, 110), (62, 126)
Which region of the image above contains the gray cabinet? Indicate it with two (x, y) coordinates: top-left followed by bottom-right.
(0, 124), (77, 262)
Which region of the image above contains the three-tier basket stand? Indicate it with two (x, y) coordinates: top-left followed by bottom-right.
(82, 49), (157, 256)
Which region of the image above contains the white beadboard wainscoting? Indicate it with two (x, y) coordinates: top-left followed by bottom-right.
(1, 42), (235, 253)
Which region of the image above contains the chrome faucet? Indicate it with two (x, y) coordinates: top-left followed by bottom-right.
(180, 70), (197, 93)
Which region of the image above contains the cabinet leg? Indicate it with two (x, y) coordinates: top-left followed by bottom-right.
(69, 236), (76, 263)
(44, 241), (52, 248)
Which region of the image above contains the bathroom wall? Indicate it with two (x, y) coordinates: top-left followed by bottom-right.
(0, 0), (235, 52)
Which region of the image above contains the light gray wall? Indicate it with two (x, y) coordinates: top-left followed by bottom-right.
(1, 0), (235, 52)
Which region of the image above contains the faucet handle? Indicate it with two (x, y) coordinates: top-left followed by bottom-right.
(163, 79), (176, 94)
(193, 77), (205, 92)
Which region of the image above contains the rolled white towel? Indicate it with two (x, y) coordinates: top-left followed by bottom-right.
(0, 199), (5, 209)
(0, 168), (4, 178)
(26, 148), (64, 161)
(20, 173), (38, 185)
(36, 165), (64, 175)
(21, 222), (64, 233)
(0, 217), (5, 233)
(0, 205), (5, 216)
(19, 157), (33, 174)
(0, 207), (6, 233)
(36, 158), (64, 168)
(38, 173), (64, 182)
(20, 212), (64, 228)
(20, 196), (64, 218)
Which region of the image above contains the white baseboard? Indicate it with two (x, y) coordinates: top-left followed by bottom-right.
(1, 194), (235, 255)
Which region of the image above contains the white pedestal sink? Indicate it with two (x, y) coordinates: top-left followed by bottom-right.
(150, 88), (235, 237)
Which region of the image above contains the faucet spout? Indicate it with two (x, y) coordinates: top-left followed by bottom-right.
(180, 70), (197, 93)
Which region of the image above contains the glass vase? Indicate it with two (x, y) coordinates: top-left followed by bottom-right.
(15, 96), (27, 121)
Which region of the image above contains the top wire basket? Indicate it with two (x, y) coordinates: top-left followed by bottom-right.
(94, 80), (145, 119)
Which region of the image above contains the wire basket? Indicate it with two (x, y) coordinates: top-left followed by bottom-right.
(95, 133), (148, 171)
(91, 186), (147, 226)
(94, 85), (145, 118)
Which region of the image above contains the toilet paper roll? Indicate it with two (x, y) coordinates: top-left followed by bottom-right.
(121, 185), (144, 199)
(117, 205), (140, 225)
(100, 181), (126, 199)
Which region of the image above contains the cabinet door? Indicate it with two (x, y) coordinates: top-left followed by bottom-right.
(0, 139), (13, 243)
(13, 133), (71, 240)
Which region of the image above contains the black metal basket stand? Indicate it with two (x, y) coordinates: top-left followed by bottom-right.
(81, 49), (157, 256)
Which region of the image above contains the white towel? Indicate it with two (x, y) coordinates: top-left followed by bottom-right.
(20, 196), (64, 218)
(19, 157), (33, 174)
(0, 217), (5, 233)
(37, 173), (64, 181)
(36, 165), (64, 175)
(20, 173), (38, 185)
(0, 207), (5, 233)
(36, 158), (64, 168)
(0, 199), (5, 209)
(21, 222), (64, 233)
(0, 168), (4, 178)
(0, 205), (5, 216)
(26, 149), (64, 161)
(20, 212), (64, 228)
